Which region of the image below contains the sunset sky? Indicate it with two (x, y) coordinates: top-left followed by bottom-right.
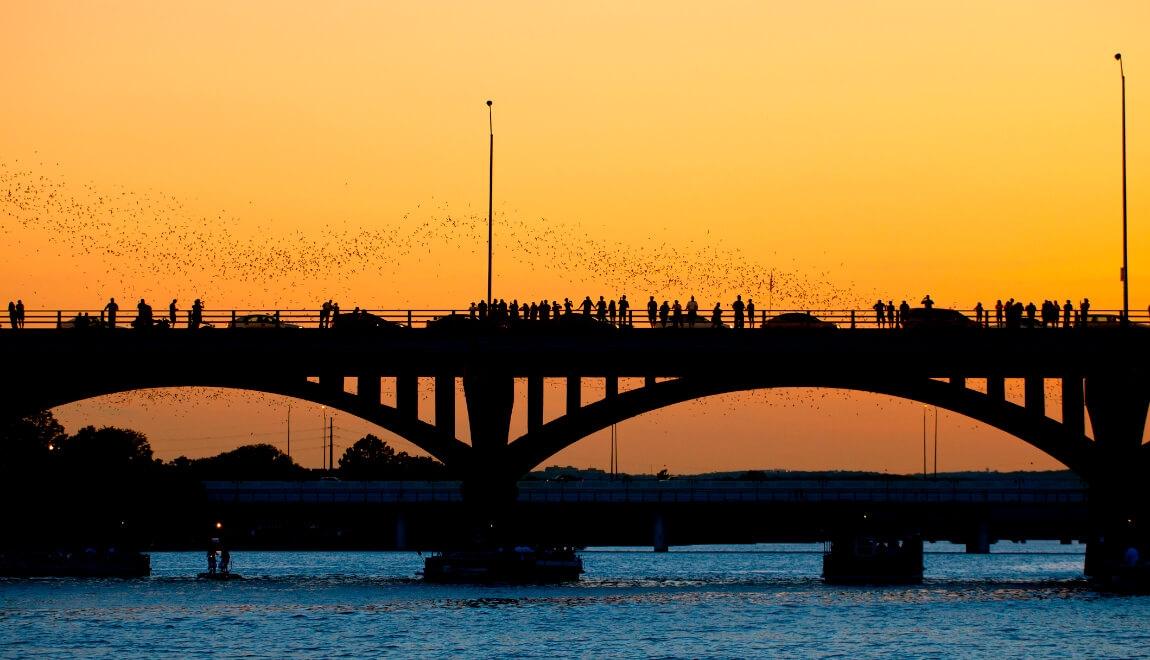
(2, 1), (1147, 473)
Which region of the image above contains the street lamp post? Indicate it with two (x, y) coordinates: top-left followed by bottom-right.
(1116, 53), (1129, 325)
(487, 99), (494, 306)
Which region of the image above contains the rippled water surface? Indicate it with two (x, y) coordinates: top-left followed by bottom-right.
(3, 543), (1149, 658)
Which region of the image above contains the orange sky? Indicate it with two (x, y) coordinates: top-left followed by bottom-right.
(2, 1), (1147, 472)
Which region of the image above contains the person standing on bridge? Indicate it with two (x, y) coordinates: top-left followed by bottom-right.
(608, 298), (616, 325)
(477, 299), (488, 321)
(14, 300), (24, 328)
(191, 299), (203, 329)
(1080, 298), (1090, 326)
(974, 302), (984, 327)
(898, 300), (910, 328)
(711, 302), (723, 328)
(320, 300), (332, 328)
(169, 299), (178, 327)
(659, 300), (670, 327)
(686, 296), (699, 327)
(1063, 300), (1073, 328)
(747, 299), (756, 328)
(6, 301), (15, 329)
(618, 295), (629, 326)
(648, 296), (658, 327)
(920, 294), (934, 310)
(596, 296), (607, 322)
(995, 300), (1004, 328)
(873, 299), (885, 327)
(733, 295), (745, 329)
(582, 296), (593, 316)
(672, 300), (682, 328)
(103, 298), (119, 328)
(886, 301), (894, 328)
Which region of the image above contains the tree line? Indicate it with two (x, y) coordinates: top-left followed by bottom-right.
(1, 410), (448, 481)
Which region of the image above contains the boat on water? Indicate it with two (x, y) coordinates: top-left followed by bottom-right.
(0, 549), (150, 578)
(822, 535), (923, 585)
(197, 572), (244, 581)
(422, 546), (584, 583)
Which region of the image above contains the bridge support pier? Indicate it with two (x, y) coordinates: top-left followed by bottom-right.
(653, 512), (669, 552)
(461, 368), (517, 520)
(965, 521), (991, 554)
(1084, 371), (1150, 578)
(435, 375), (455, 438)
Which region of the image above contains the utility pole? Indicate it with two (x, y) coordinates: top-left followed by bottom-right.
(1116, 53), (1130, 325)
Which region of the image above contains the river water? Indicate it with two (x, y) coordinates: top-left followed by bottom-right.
(3, 543), (1149, 658)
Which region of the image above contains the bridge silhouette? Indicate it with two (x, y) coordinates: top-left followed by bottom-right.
(3, 305), (1149, 571)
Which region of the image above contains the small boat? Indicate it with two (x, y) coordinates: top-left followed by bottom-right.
(197, 572), (244, 581)
(422, 546), (583, 584)
(822, 535), (923, 585)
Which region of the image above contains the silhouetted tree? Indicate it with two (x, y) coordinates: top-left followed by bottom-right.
(339, 434), (447, 480)
(56, 425), (155, 474)
(0, 410), (67, 475)
(191, 443), (304, 480)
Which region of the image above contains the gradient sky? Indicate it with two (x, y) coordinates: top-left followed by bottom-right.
(2, 1), (1147, 472)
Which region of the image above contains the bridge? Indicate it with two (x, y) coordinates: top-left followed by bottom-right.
(196, 477), (1090, 553)
(1, 306), (1148, 573)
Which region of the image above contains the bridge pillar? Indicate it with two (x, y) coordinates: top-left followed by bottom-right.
(397, 374), (418, 421)
(965, 521), (991, 554)
(1061, 376), (1085, 437)
(528, 375), (544, 432)
(1024, 377), (1045, 417)
(644, 375), (657, 389)
(356, 373), (381, 405)
(1084, 370), (1150, 578)
(434, 375), (455, 438)
(986, 376), (1005, 403)
(653, 512), (669, 552)
(605, 376), (619, 401)
(949, 376), (965, 389)
(566, 376), (581, 416)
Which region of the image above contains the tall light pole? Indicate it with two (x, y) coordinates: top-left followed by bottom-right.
(1116, 53), (1129, 324)
(486, 99), (494, 306)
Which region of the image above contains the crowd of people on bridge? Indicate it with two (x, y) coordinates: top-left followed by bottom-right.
(464, 294), (764, 328)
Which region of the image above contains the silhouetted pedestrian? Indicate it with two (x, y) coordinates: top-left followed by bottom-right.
(582, 296), (593, 316)
(686, 296), (699, 327)
(747, 299), (756, 328)
(14, 300), (24, 328)
(898, 301), (910, 328)
(974, 302), (984, 327)
(873, 299), (885, 327)
(169, 299), (178, 327)
(647, 296), (657, 327)
(608, 299), (616, 325)
(320, 300), (332, 328)
(469, 302), (476, 320)
(711, 303), (722, 328)
(1063, 300), (1073, 328)
(1080, 298), (1091, 326)
(732, 295), (745, 329)
(618, 295), (630, 326)
(659, 300), (670, 327)
(995, 300), (1004, 328)
(6, 301), (15, 329)
(886, 301), (894, 328)
(920, 294), (934, 310)
(672, 300), (682, 328)
(477, 299), (488, 321)
(220, 548), (231, 575)
(103, 298), (119, 328)
(596, 296), (607, 321)
(191, 299), (203, 329)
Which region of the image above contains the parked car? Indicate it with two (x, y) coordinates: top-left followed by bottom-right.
(763, 312), (837, 329)
(228, 313), (300, 329)
(900, 308), (977, 330)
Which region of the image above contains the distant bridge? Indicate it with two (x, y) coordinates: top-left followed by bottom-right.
(198, 477), (1090, 552)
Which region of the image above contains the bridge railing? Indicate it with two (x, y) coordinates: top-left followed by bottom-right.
(5, 307), (1149, 330)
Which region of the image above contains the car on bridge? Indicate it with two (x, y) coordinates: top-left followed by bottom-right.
(331, 311), (403, 332)
(900, 308), (977, 330)
(763, 312), (837, 329)
(227, 313), (300, 330)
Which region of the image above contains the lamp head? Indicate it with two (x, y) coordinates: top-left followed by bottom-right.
(1115, 53), (1122, 61)
(486, 100), (493, 106)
